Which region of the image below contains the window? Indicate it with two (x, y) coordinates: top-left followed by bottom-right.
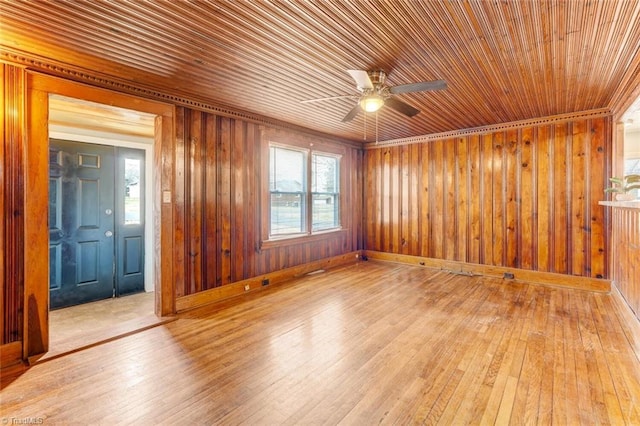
(269, 144), (341, 238)
(625, 158), (640, 198)
(312, 153), (340, 231)
(124, 158), (142, 224)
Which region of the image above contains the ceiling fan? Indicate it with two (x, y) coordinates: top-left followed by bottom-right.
(302, 69), (447, 122)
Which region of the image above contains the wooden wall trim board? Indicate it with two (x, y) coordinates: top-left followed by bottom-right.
(364, 108), (611, 149)
(363, 251), (611, 293)
(24, 77), (49, 362)
(176, 251), (360, 311)
(0, 342), (23, 372)
(0, 48), (358, 148)
(156, 114), (176, 316)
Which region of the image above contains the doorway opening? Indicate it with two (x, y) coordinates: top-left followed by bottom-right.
(46, 94), (160, 358)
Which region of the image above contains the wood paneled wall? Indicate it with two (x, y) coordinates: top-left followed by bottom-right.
(364, 116), (611, 279)
(611, 206), (640, 320)
(1, 64), (25, 345)
(172, 107), (363, 297)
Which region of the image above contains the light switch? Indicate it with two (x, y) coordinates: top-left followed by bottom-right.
(162, 191), (172, 203)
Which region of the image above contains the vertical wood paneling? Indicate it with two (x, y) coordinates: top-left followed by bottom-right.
(382, 148), (392, 253)
(400, 145), (410, 254)
(571, 120), (587, 276)
(505, 129), (518, 268)
(420, 142), (431, 257)
(363, 116), (611, 280)
(0, 64), (5, 346)
(468, 135), (481, 264)
(188, 110), (204, 294)
(492, 133), (505, 267)
(170, 108), (362, 297)
(432, 140), (445, 259)
(444, 139), (456, 261)
(456, 137), (469, 262)
(2, 65), (24, 345)
(536, 126), (551, 272)
(245, 123), (259, 278)
(552, 123), (568, 274)
(391, 146), (401, 253)
(231, 120), (245, 283)
(204, 115), (218, 289)
(589, 118), (607, 278)
(481, 134), (494, 265)
(218, 117), (232, 285)
(174, 107), (187, 297)
(365, 148), (378, 251)
(611, 207), (640, 321)
(520, 127), (535, 270)
(408, 144), (420, 255)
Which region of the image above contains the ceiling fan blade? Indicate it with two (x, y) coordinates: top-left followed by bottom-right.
(347, 70), (373, 90)
(342, 104), (362, 122)
(385, 97), (420, 117)
(389, 79), (447, 95)
(301, 95), (356, 104)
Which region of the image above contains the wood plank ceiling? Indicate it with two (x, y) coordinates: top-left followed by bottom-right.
(2, 0), (640, 143)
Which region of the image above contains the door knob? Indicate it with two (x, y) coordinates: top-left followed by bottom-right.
(105, 230), (113, 237)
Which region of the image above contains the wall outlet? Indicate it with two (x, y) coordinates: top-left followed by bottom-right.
(244, 284), (250, 291)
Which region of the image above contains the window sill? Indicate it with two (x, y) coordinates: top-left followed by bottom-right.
(260, 228), (347, 250)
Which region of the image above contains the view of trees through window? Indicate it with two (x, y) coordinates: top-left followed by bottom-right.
(269, 145), (340, 236)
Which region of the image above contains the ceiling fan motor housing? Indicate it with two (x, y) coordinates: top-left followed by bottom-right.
(368, 70), (387, 86)
(362, 70), (390, 99)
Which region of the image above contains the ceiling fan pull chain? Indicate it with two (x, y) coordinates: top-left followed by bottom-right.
(375, 111), (379, 144)
(364, 111), (367, 140)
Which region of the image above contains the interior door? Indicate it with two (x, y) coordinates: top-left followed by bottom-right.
(49, 140), (116, 309)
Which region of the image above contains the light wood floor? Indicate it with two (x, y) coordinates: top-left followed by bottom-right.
(3, 261), (640, 424)
(45, 291), (165, 360)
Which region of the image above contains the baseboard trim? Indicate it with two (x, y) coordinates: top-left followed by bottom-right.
(0, 342), (24, 373)
(363, 251), (611, 293)
(176, 251), (361, 311)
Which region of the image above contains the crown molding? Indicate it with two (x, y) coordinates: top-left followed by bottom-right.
(0, 47), (360, 148)
(364, 108), (612, 149)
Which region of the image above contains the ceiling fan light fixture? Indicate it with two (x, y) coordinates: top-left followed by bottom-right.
(360, 94), (385, 113)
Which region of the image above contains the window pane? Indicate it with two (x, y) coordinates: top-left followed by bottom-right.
(312, 154), (339, 193)
(625, 158), (640, 198)
(312, 193), (339, 231)
(270, 145), (307, 236)
(270, 146), (305, 192)
(124, 158), (141, 224)
(271, 193), (305, 235)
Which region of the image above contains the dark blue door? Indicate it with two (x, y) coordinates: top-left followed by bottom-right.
(49, 140), (115, 309)
(49, 140), (145, 309)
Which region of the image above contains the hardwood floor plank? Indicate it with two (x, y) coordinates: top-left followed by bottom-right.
(3, 261), (640, 424)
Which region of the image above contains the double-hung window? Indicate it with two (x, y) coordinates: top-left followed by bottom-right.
(269, 143), (341, 239)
